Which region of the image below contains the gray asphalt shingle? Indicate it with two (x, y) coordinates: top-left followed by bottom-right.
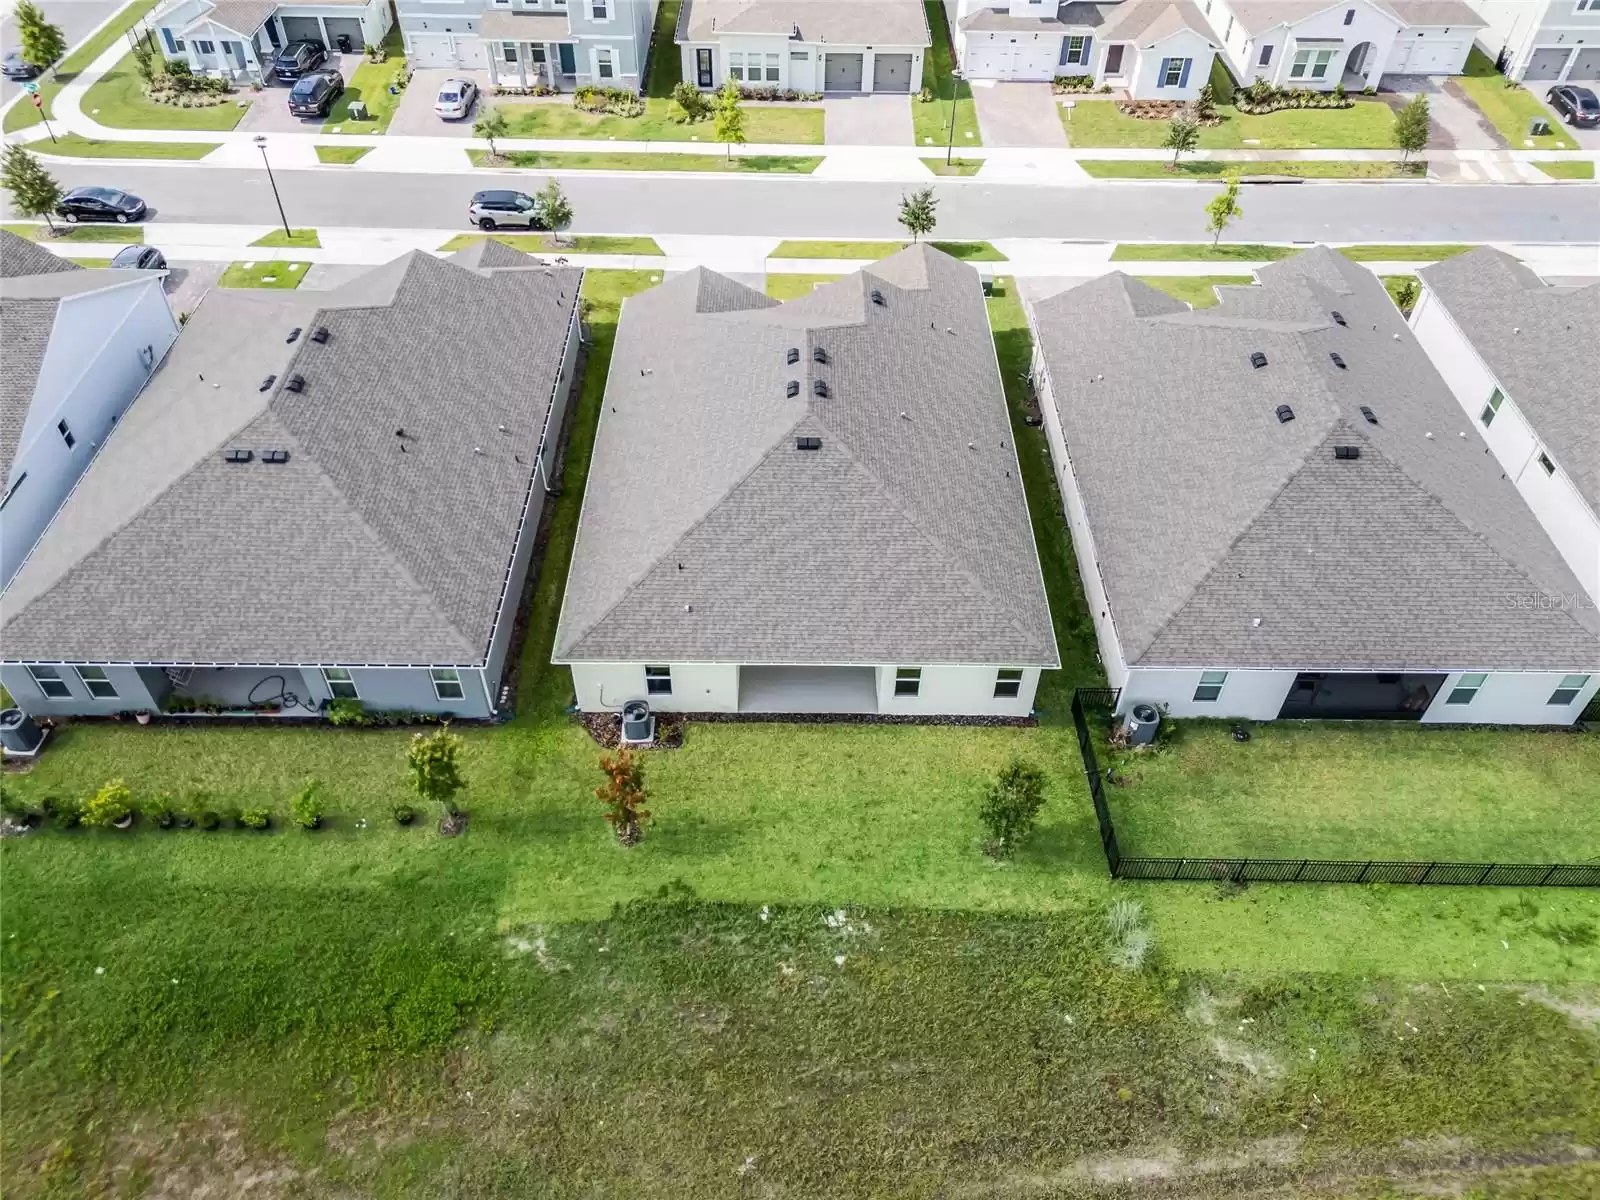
(676, 0), (930, 46)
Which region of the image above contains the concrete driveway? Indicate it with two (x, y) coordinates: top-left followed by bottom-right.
(389, 68), (491, 137)
(1383, 75), (1503, 150)
(823, 94), (912, 145)
(970, 80), (1068, 148)
(237, 53), (356, 134)
(1533, 83), (1600, 149)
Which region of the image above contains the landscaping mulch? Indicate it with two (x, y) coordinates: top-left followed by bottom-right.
(579, 711), (685, 749)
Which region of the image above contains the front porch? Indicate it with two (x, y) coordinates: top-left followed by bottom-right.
(739, 666), (879, 715)
(487, 39), (578, 91)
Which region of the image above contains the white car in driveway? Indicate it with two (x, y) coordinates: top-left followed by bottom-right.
(433, 78), (479, 120)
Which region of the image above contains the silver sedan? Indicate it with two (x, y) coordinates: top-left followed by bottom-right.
(434, 78), (479, 121)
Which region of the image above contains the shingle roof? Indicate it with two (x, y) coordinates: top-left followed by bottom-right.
(1223, 1), (1357, 36)
(478, 9), (574, 41)
(676, 0), (930, 46)
(1, 249), (582, 667)
(1419, 248), (1599, 512)
(962, 0), (1214, 43)
(1374, 0), (1484, 27)
(192, 0), (275, 34)
(1029, 248), (1599, 672)
(0, 230), (80, 279)
(555, 246), (1057, 667)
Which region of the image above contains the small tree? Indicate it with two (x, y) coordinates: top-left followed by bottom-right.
(2, 146), (63, 233)
(898, 185), (938, 242)
(977, 760), (1047, 858)
(289, 779), (324, 829)
(596, 749), (649, 847)
(408, 727), (467, 834)
(713, 80), (746, 162)
(1394, 93), (1429, 162)
(1204, 179), (1242, 248)
(1162, 114), (1200, 167)
(474, 105), (509, 160)
(15, 0), (66, 70)
(132, 36), (157, 83)
(1391, 275), (1420, 315)
(672, 79), (709, 123)
(538, 178), (573, 236)
(81, 779), (134, 829)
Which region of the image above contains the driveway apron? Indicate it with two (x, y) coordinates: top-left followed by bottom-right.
(971, 81), (1067, 148)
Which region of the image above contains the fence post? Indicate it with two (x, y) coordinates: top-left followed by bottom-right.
(1356, 861), (1373, 883)
(1538, 864), (1558, 886)
(1293, 859), (1308, 881)
(1418, 862), (1437, 885)
(1476, 864), (1493, 885)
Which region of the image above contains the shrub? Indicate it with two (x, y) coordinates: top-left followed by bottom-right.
(1, 786), (38, 824)
(290, 779), (324, 829)
(918, 85), (933, 103)
(42, 795), (81, 830)
(1051, 74), (1096, 93)
(574, 84), (643, 116)
(408, 729), (467, 833)
(1192, 82), (1218, 122)
(326, 697), (370, 726)
(672, 79), (710, 122)
(393, 803), (416, 826)
(196, 809), (221, 831)
(164, 57), (191, 77)
(141, 793), (176, 829)
(978, 761), (1047, 858)
(239, 806), (271, 830)
(81, 779), (134, 829)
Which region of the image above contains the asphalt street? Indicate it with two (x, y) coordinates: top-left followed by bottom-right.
(7, 162), (1600, 243)
(1, 0), (126, 107)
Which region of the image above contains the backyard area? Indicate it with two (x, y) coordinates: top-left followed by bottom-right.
(1062, 97), (1401, 149)
(1456, 48), (1582, 151)
(1, 271), (1596, 1197)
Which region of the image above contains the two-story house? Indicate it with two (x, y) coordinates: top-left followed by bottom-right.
(152, 0), (393, 81)
(400, 0), (656, 91)
(1469, 0), (1600, 83)
(1, 232), (178, 591)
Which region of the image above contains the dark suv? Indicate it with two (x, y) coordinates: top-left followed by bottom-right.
(288, 69), (344, 117)
(1546, 84), (1599, 128)
(467, 190), (548, 231)
(273, 39), (327, 81)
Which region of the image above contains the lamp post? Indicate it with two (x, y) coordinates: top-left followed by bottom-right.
(253, 134), (291, 239)
(945, 67), (963, 167)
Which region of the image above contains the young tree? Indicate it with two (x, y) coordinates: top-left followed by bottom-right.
(1204, 179), (1242, 248)
(15, 1), (66, 70)
(407, 727), (467, 835)
(1, 146), (64, 233)
(977, 760), (1047, 858)
(1394, 93), (1430, 162)
(596, 749), (649, 847)
(537, 178), (573, 235)
(898, 186), (938, 242)
(473, 105), (509, 160)
(1391, 275), (1420, 315)
(1162, 114), (1200, 167)
(713, 79), (745, 162)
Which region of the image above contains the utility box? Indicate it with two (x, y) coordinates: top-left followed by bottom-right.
(1527, 116), (1552, 137)
(1119, 703), (1161, 747)
(0, 709), (46, 758)
(348, 99), (370, 119)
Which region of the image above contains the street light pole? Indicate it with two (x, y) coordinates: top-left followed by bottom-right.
(253, 134), (291, 239)
(945, 68), (963, 167)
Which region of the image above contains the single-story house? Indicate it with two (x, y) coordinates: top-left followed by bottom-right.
(676, 0), (930, 93)
(954, 0), (1220, 99)
(398, 0), (657, 91)
(554, 246), (1059, 719)
(1026, 247), (1599, 725)
(1469, 0), (1600, 86)
(152, 0), (393, 81)
(1411, 248), (1598, 603)
(1, 231), (178, 591)
(1, 241), (582, 721)
(1202, 0), (1485, 90)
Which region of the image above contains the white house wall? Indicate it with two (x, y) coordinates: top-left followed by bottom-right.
(569, 662), (740, 712)
(1472, 0), (1600, 81)
(872, 664), (1042, 716)
(1421, 669), (1600, 724)
(1128, 31), (1214, 98)
(1122, 667), (1298, 719)
(1211, 0), (1397, 88)
(680, 37), (923, 92)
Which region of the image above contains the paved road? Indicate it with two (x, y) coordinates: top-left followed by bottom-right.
(6, 162), (1600, 242)
(1, 0), (128, 107)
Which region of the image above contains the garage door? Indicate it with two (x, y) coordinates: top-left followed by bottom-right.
(324, 16), (364, 52)
(1571, 46), (1600, 80)
(280, 15), (323, 46)
(407, 32), (484, 69)
(824, 52), (863, 91)
(964, 40), (1057, 81)
(1524, 46), (1573, 81)
(1387, 37), (1465, 74)
(872, 52), (913, 92)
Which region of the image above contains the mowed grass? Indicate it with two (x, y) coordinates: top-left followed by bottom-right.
(1080, 159), (1426, 179)
(1111, 243), (1472, 263)
(250, 228), (320, 248)
(440, 232), (665, 255)
(765, 272), (840, 299)
(913, 0), (981, 149)
(314, 143), (373, 164)
(2, 222), (142, 243)
(497, 98), (824, 144)
(1064, 97), (1400, 148)
(24, 134), (219, 159)
(1136, 274), (1254, 308)
(218, 260), (309, 288)
(472, 148), (823, 172)
(1457, 47), (1580, 151)
(771, 239), (1006, 261)
(2, 0), (163, 133)
(922, 156), (983, 176)
(79, 49), (249, 131)
(1534, 160), (1594, 180)
(323, 28), (406, 135)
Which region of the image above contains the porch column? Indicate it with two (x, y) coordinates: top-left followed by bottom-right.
(488, 51), (500, 85)
(518, 43), (528, 86)
(317, 16), (329, 49)
(1363, 45), (1383, 91)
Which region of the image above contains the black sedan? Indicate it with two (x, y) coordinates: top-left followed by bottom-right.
(1546, 84), (1600, 128)
(110, 245), (168, 270)
(3, 50), (43, 80)
(57, 187), (148, 224)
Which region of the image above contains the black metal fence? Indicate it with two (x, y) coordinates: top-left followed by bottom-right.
(1068, 690), (1600, 889)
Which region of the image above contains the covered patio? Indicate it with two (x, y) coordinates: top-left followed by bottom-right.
(479, 10), (576, 90)
(163, 666), (324, 716)
(739, 666), (879, 715)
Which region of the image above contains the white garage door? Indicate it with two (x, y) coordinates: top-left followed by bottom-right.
(1571, 46), (1600, 80)
(408, 33), (487, 69)
(1524, 46), (1574, 81)
(965, 40), (1057, 81)
(1386, 36), (1466, 75)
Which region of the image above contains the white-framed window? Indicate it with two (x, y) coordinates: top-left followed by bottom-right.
(894, 667), (921, 697)
(594, 46), (613, 77)
(1290, 48), (1335, 79)
(994, 669), (1023, 699)
(27, 665), (71, 699)
(1549, 674), (1591, 705)
(58, 419), (74, 449)
(765, 52), (779, 81)
(194, 39), (215, 54)
(161, 27), (179, 53)
(1446, 672), (1487, 704)
(502, 41), (517, 62)
(1538, 452), (1556, 475)
(645, 665), (672, 695)
(1258, 43), (1273, 66)
(75, 666), (119, 699)
(591, 0), (607, 19)
(430, 668), (465, 701)
(1061, 35), (1088, 66)
(1193, 671), (1228, 702)
(728, 50), (743, 80)
(1343, 8), (1355, 24)
(790, 50), (807, 61)
(322, 667), (359, 700)
(1480, 386), (1503, 426)
(1160, 56), (1188, 87)
(1579, 0), (1599, 9)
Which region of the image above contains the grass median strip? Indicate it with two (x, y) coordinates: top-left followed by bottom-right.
(914, 0), (981, 149)
(772, 239), (1007, 261)
(2, 0), (163, 133)
(314, 144), (374, 165)
(1337, 244), (1472, 262)
(219, 261), (310, 289)
(1533, 161), (1594, 180)
(2, 222), (143, 243)
(922, 156), (984, 176)
(471, 149), (823, 173)
(323, 29), (406, 135)
(1079, 159), (1427, 179)
(1112, 243), (1472, 263)
(439, 233), (665, 255)
(250, 229), (320, 249)
(23, 134), (220, 160)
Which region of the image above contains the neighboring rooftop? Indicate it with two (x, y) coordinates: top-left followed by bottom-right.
(1029, 247), (1599, 672)
(961, 0), (1214, 42)
(1222, 0), (1483, 35)
(676, 0), (930, 46)
(1, 247), (582, 667)
(555, 245), (1057, 668)
(1419, 247), (1599, 512)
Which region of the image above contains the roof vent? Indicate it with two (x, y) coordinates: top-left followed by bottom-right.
(1331, 311), (1346, 326)
(223, 448), (253, 464)
(813, 346), (828, 365)
(285, 374), (306, 394)
(286, 327), (302, 344)
(812, 379), (828, 398)
(310, 326), (330, 344)
(870, 288), (885, 307)
(786, 380), (800, 398)
(258, 374), (277, 392)
(261, 449), (290, 464)
(1334, 445), (1361, 460)
(1250, 351), (1268, 370)
(786, 347), (800, 365)
(795, 436), (822, 451)
(1329, 352), (1347, 370)
(1275, 404), (1294, 423)
(1360, 405), (1378, 424)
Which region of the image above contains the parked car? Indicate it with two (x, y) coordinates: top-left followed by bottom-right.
(1546, 85), (1600, 128)
(2, 50), (43, 80)
(57, 187), (148, 224)
(434, 78), (479, 120)
(288, 69), (344, 117)
(467, 190), (548, 231)
(110, 245), (168, 270)
(273, 39), (327, 81)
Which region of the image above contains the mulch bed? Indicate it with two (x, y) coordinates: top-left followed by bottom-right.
(577, 709), (1034, 747)
(580, 711), (686, 749)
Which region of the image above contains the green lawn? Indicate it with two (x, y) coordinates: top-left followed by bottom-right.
(323, 28), (406, 135)
(771, 239), (1006, 261)
(1337, 243), (1472, 262)
(1079, 159), (1427, 179)
(912, 0), (981, 149)
(314, 143), (373, 164)
(250, 228), (320, 248)
(439, 232), (665, 254)
(472, 148), (823, 172)
(922, 156), (983, 176)
(497, 98), (824, 144)
(79, 49), (250, 131)
(1457, 47), (1579, 151)
(2, 0), (164, 133)
(1383, 273), (1420, 315)
(1136, 274), (1254, 308)
(1111, 243), (1472, 263)
(24, 134), (219, 159)
(1535, 160), (1595, 180)
(1064, 97), (1401, 148)
(2, 221), (142, 243)
(218, 260), (310, 288)
(765, 271), (841, 299)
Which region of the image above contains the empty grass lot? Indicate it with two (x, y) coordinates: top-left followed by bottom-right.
(323, 29), (407, 135)
(1457, 47), (1580, 151)
(79, 49), (250, 131)
(250, 228), (320, 248)
(913, 0), (981, 149)
(24, 134), (219, 159)
(218, 260), (309, 288)
(2, 0), (163, 133)
(765, 272), (841, 299)
(1079, 159), (1426, 179)
(1136, 274), (1254, 307)
(771, 239), (1006, 261)
(1063, 97), (1400, 149)
(470, 148), (822, 172)
(314, 144), (373, 164)
(2, 222), (142, 243)
(439, 232), (664, 254)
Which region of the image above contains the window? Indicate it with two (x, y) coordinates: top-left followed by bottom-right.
(1538, 452), (1556, 476)
(1446, 672), (1487, 704)
(27, 665), (71, 699)
(430, 668), (465, 701)
(894, 667), (921, 697)
(591, 0), (607, 18)
(1258, 43), (1273, 66)
(1160, 56), (1189, 87)
(1225, 15), (1233, 39)
(994, 669), (1024, 699)
(322, 668), (359, 700)
(727, 51), (743, 80)
(790, 50), (807, 61)
(645, 665), (672, 695)
(1291, 48), (1335, 79)
(1193, 671), (1227, 702)
(1061, 35), (1088, 66)
(595, 47), (614, 78)
(73, 666), (118, 699)
(195, 39), (214, 54)
(502, 41), (517, 61)
(161, 27), (178, 53)
(765, 52), (780, 82)
(1480, 387), (1503, 426)
(1343, 8), (1355, 24)
(1580, 0), (1600, 10)
(1549, 674), (1591, 706)
(57, 419), (75, 449)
